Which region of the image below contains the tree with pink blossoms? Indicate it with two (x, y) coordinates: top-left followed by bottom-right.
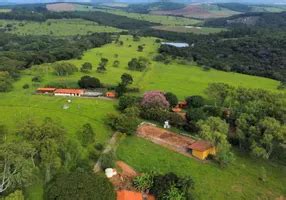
(141, 91), (170, 109)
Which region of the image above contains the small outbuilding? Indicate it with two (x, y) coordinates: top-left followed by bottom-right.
(106, 91), (116, 98)
(188, 140), (216, 160)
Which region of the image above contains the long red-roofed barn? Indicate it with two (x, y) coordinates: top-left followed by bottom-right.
(54, 89), (84, 97)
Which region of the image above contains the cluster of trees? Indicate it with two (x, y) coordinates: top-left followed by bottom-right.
(125, 2), (185, 14)
(128, 57), (150, 71)
(78, 75), (101, 89)
(53, 62), (78, 76)
(0, 32), (112, 91)
(0, 117), (111, 198)
(133, 172), (194, 200)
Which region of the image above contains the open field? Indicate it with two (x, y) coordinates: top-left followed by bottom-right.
(152, 25), (225, 34)
(97, 8), (201, 26)
(0, 19), (121, 36)
(51, 35), (281, 99)
(117, 137), (286, 200)
(46, 3), (94, 12)
(0, 8), (11, 13)
(152, 4), (240, 19)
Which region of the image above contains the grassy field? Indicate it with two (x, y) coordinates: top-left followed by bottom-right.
(152, 4), (240, 19)
(57, 35), (281, 99)
(97, 8), (201, 26)
(117, 137), (286, 200)
(0, 19), (121, 36)
(152, 25), (225, 34)
(0, 9), (11, 13)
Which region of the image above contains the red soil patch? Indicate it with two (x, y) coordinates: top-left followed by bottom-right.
(46, 3), (76, 12)
(109, 161), (138, 190)
(137, 124), (195, 157)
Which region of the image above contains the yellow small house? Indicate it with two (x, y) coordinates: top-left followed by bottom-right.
(188, 140), (216, 160)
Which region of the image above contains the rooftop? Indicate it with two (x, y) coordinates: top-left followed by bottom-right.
(188, 140), (213, 152)
(54, 89), (84, 94)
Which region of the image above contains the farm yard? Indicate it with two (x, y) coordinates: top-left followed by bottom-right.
(0, 19), (121, 36)
(2, 34), (283, 199)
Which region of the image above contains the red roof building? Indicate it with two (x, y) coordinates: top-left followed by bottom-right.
(117, 190), (155, 200)
(188, 140), (216, 160)
(37, 88), (56, 94)
(54, 89), (84, 97)
(106, 91), (116, 98)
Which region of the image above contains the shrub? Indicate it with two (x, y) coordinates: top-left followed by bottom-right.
(185, 95), (205, 108)
(94, 143), (104, 151)
(133, 173), (153, 192)
(0, 72), (12, 92)
(22, 84), (29, 89)
(164, 92), (178, 108)
(141, 91), (170, 110)
(99, 151), (115, 170)
(118, 95), (140, 111)
(32, 75), (42, 82)
(45, 171), (115, 200)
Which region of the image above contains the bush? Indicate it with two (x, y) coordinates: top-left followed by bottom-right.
(94, 143), (104, 151)
(22, 84), (29, 89)
(32, 75), (42, 82)
(164, 92), (178, 108)
(186, 108), (207, 122)
(133, 173), (153, 192)
(0, 72), (12, 92)
(45, 171), (115, 200)
(185, 95), (205, 108)
(118, 95), (140, 111)
(99, 151), (115, 170)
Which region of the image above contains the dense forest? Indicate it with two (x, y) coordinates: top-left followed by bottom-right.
(205, 11), (286, 28)
(0, 32), (113, 79)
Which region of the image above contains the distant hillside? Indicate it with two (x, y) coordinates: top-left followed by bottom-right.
(205, 11), (286, 28)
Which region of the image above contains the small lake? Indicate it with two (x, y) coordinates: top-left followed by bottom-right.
(161, 42), (189, 48)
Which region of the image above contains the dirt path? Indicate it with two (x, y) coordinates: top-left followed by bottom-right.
(93, 132), (120, 173)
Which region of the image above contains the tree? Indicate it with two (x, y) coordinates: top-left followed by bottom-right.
(77, 123), (95, 147)
(128, 57), (149, 71)
(0, 72), (12, 92)
(150, 172), (194, 200)
(99, 151), (116, 170)
(97, 58), (108, 73)
(185, 95), (205, 108)
(45, 171), (115, 200)
(113, 60), (120, 67)
(198, 117), (234, 166)
(118, 95), (140, 111)
(106, 113), (140, 135)
(78, 76), (101, 89)
(31, 75), (42, 82)
(251, 117), (286, 159)
(141, 91), (170, 110)
(163, 185), (186, 200)
(121, 73), (133, 86)
(138, 45), (144, 52)
(0, 141), (36, 193)
(186, 108), (207, 122)
(164, 92), (178, 108)
(21, 118), (66, 183)
(53, 63), (78, 76)
(205, 83), (234, 106)
(115, 83), (127, 97)
(80, 62), (93, 73)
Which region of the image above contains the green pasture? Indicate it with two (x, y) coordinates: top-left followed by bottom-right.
(152, 25), (225, 34)
(97, 8), (201, 26)
(0, 9), (11, 13)
(51, 35), (281, 99)
(0, 19), (121, 36)
(117, 137), (286, 200)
